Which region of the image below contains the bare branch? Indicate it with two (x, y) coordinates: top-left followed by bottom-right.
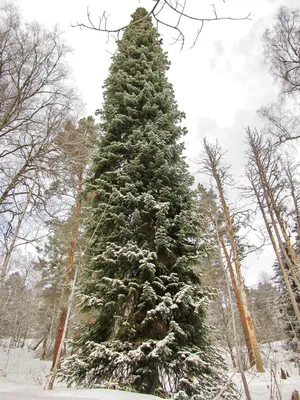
(259, 103), (300, 144)
(263, 6), (300, 96)
(71, 1), (251, 49)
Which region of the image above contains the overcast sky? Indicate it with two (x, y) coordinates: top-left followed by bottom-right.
(10, 0), (300, 285)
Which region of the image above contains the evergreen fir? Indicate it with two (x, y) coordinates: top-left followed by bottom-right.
(61, 8), (236, 399)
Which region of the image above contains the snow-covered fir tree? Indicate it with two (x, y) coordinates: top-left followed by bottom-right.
(61, 8), (237, 399)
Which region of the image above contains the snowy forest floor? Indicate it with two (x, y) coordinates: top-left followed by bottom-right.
(0, 340), (299, 399)
(233, 341), (300, 399)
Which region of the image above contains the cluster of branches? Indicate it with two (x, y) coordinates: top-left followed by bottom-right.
(72, 0), (250, 49)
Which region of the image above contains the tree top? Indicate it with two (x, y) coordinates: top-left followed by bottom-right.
(131, 7), (149, 21)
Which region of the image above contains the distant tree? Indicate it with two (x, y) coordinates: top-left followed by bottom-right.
(0, 270), (34, 345)
(60, 8), (237, 399)
(247, 274), (285, 343)
(273, 252), (300, 342)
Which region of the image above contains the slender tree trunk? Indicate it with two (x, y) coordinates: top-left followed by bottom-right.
(226, 270), (252, 400)
(21, 328), (27, 347)
(0, 174), (37, 286)
(48, 267), (78, 390)
(0, 288), (13, 317)
(216, 230), (252, 399)
(50, 169), (83, 372)
(225, 336), (237, 369)
(31, 334), (47, 351)
(14, 320), (21, 347)
(219, 236), (255, 368)
(40, 337), (47, 360)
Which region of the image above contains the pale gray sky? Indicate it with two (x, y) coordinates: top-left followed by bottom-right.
(11, 0), (300, 284)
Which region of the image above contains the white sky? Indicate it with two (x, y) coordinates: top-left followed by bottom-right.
(11, 0), (300, 285)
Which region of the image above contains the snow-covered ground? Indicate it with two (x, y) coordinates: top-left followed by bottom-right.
(0, 340), (299, 399)
(236, 341), (300, 399)
(0, 340), (165, 400)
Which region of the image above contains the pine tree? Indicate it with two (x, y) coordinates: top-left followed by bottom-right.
(61, 8), (236, 399)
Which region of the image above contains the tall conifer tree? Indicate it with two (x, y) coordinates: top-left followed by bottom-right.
(61, 8), (236, 399)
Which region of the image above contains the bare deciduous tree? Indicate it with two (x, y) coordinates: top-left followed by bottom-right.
(245, 128), (300, 325)
(0, 2), (79, 211)
(0, 3), (81, 284)
(263, 6), (300, 97)
(199, 138), (264, 373)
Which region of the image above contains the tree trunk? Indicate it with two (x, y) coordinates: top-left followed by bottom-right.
(31, 334), (47, 351)
(48, 267), (78, 389)
(220, 234), (252, 400)
(40, 337), (47, 360)
(50, 169), (83, 372)
(219, 236), (255, 368)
